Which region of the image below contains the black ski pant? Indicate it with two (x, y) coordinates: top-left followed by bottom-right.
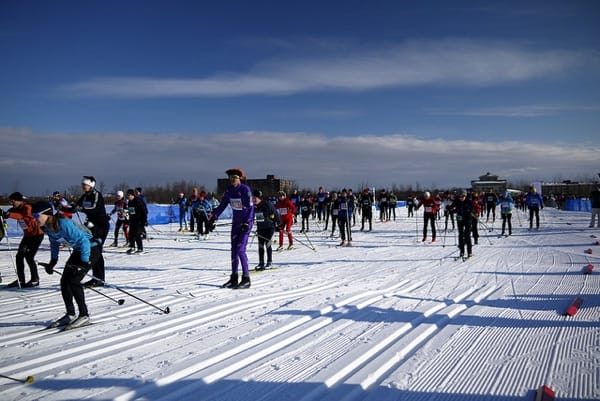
(15, 234), (44, 283)
(457, 221), (472, 256)
(361, 209), (372, 231)
(486, 203), (496, 221)
(472, 218), (479, 244)
(330, 215), (338, 236)
(62, 246), (100, 317)
(529, 207), (540, 229)
(338, 218), (352, 242)
(423, 214), (437, 240)
(501, 213), (512, 235)
(301, 215), (310, 232)
(257, 227), (275, 265)
(129, 220), (144, 251)
(444, 211), (455, 231)
(195, 211), (210, 235)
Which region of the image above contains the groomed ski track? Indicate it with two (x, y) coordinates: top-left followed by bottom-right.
(0, 208), (598, 400)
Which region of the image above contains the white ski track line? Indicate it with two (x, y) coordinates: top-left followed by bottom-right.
(1, 281), (341, 397)
(112, 279), (419, 401)
(0, 294), (177, 349)
(136, 283), (495, 401)
(312, 283), (499, 401)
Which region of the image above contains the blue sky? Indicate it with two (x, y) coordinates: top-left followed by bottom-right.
(2, 0), (599, 196)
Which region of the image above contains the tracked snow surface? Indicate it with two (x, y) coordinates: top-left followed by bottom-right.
(0, 207), (598, 401)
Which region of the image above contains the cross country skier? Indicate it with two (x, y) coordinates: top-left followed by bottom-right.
(209, 168), (255, 289)
(498, 191), (514, 236)
(417, 191), (439, 242)
(338, 189), (353, 246)
(329, 192), (340, 237)
(526, 187), (544, 230)
(253, 190), (280, 270)
(174, 192), (188, 232)
(360, 188), (373, 231)
(448, 189), (476, 259)
(3, 192), (44, 288)
(34, 201), (101, 330)
(109, 190), (129, 247)
(299, 193), (313, 233)
(485, 191), (498, 223)
(192, 191), (212, 239)
(126, 189), (148, 254)
(76, 176), (109, 287)
(275, 191), (296, 250)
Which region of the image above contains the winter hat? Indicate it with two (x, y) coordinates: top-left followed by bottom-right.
(200, 191), (206, 198)
(126, 189), (135, 196)
(8, 192), (25, 201)
(32, 201), (54, 216)
(226, 167), (246, 180)
(254, 190), (263, 199)
(278, 191), (286, 198)
(82, 176), (96, 188)
(424, 191), (431, 198)
(459, 189), (467, 197)
(117, 190), (124, 197)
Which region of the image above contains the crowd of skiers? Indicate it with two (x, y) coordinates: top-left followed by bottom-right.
(4, 168), (596, 329)
(0, 176), (156, 330)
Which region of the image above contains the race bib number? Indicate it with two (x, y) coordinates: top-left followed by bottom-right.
(128, 207), (136, 215)
(278, 208), (288, 216)
(82, 200), (93, 208)
(230, 198), (243, 210)
(255, 212), (265, 222)
(424, 206), (433, 213)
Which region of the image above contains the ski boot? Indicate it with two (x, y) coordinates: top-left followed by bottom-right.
(236, 275), (251, 289)
(222, 273), (238, 289)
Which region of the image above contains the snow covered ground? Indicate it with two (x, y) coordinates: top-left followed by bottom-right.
(1, 207), (598, 401)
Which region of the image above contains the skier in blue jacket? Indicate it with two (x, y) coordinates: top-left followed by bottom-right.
(525, 188), (544, 230)
(209, 168), (254, 289)
(33, 201), (101, 330)
(497, 191), (515, 236)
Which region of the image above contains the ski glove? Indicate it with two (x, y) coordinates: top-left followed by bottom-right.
(239, 222), (249, 233)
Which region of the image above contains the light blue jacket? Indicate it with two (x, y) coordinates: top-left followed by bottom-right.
(497, 195), (514, 214)
(42, 217), (93, 262)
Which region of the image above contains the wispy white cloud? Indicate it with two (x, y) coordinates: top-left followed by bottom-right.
(1, 127), (597, 195)
(427, 103), (600, 117)
(61, 39), (592, 98)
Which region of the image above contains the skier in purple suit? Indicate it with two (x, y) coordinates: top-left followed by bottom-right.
(209, 168), (254, 289)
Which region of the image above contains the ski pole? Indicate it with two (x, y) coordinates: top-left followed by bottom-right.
(4, 231), (22, 289)
(477, 220), (494, 245)
(38, 263), (125, 305)
(303, 231), (317, 251)
(0, 373), (35, 384)
(254, 232), (275, 249)
(291, 233), (317, 252)
(77, 267), (170, 314)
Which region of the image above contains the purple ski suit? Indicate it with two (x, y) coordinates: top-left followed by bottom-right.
(211, 182), (254, 276)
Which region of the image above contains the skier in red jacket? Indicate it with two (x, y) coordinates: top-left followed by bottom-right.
(275, 191), (296, 250)
(418, 191), (439, 242)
